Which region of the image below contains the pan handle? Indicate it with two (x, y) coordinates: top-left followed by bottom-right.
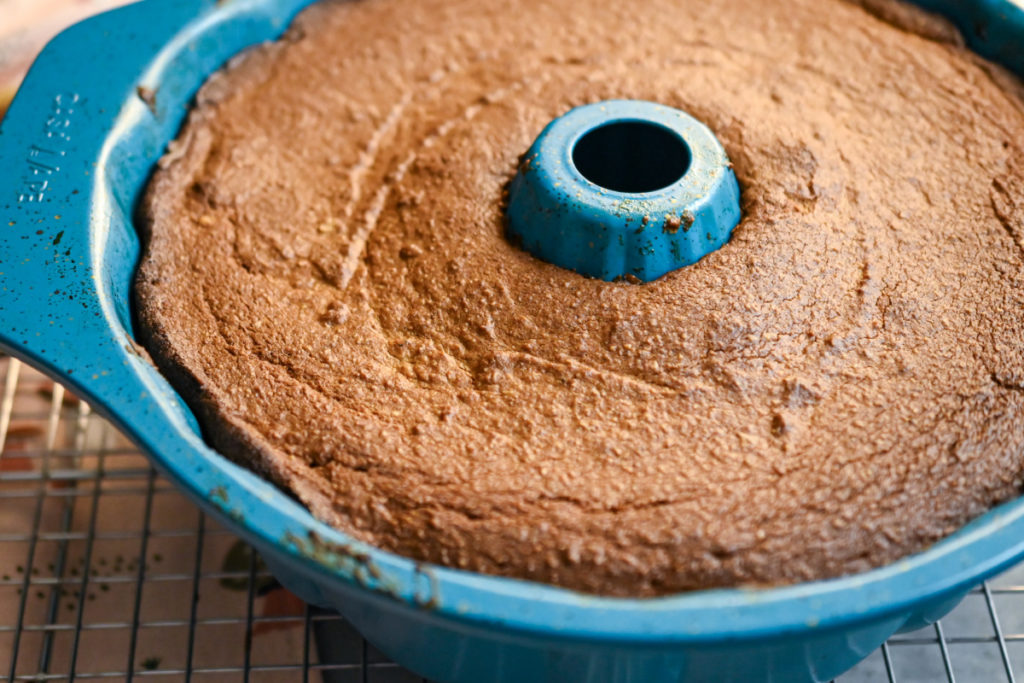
(0, 0), (314, 428)
(0, 0), (334, 539)
(0, 0), (385, 605)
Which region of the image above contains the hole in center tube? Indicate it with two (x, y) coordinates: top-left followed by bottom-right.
(572, 120), (691, 194)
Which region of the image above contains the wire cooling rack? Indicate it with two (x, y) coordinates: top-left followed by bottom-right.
(1, 354), (1023, 683)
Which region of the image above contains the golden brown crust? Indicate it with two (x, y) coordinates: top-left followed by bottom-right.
(135, 0), (1024, 596)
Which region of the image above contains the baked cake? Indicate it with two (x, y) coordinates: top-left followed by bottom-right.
(135, 0), (1024, 596)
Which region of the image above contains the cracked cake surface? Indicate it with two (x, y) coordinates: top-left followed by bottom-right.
(135, 0), (1024, 596)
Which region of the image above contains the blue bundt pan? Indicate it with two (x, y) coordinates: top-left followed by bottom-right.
(1, 1), (1023, 681)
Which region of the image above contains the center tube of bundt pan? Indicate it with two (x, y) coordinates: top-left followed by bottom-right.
(506, 100), (741, 282)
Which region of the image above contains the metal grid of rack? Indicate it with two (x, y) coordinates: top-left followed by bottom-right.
(1, 353), (1023, 682)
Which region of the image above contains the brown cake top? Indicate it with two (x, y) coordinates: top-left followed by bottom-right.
(135, 0), (1024, 596)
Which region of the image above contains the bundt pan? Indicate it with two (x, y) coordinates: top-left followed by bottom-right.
(1, 1), (1023, 681)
